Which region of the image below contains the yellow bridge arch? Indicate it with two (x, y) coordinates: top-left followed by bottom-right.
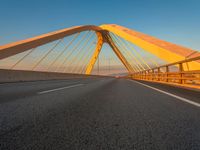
(0, 24), (199, 74)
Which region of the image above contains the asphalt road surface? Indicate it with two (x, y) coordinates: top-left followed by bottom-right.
(0, 77), (200, 150)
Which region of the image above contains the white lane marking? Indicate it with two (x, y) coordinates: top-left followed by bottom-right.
(129, 80), (200, 108)
(38, 84), (84, 94)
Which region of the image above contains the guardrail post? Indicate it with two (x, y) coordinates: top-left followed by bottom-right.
(142, 71), (144, 79)
(179, 63), (183, 84)
(148, 70), (151, 80)
(158, 68), (160, 81)
(145, 71), (147, 80)
(150, 70), (152, 80)
(141, 72), (143, 79)
(166, 66), (169, 82)
(152, 69), (154, 81)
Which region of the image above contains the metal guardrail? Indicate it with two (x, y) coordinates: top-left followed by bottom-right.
(130, 56), (200, 89)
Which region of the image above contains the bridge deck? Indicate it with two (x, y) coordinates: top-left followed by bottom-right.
(0, 77), (200, 149)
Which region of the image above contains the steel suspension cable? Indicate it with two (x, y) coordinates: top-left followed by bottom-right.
(80, 43), (97, 74)
(55, 31), (88, 72)
(10, 48), (37, 69)
(110, 34), (140, 72)
(112, 40), (139, 72)
(136, 46), (161, 69)
(80, 42), (97, 74)
(104, 47), (127, 74)
(101, 51), (112, 74)
(69, 32), (93, 73)
(111, 33), (145, 72)
(65, 31), (91, 73)
(124, 39), (151, 70)
(81, 48), (93, 74)
(112, 32), (147, 71)
(110, 57), (124, 74)
(72, 33), (95, 73)
(111, 56), (120, 67)
(31, 38), (63, 71)
(46, 33), (80, 71)
(124, 38), (164, 72)
(111, 34), (141, 72)
(60, 31), (90, 73)
(113, 34), (145, 71)
(54, 33), (84, 72)
(125, 39), (154, 69)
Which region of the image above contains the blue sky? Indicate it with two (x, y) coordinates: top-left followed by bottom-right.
(0, 0), (200, 50)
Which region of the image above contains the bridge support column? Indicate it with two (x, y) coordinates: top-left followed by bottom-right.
(104, 32), (134, 73)
(85, 32), (103, 75)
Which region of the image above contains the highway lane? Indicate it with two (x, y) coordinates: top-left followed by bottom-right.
(0, 77), (200, 149)
(0, 77), (105, 103)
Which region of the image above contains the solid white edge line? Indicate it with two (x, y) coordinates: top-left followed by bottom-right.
(129, 80), (200, 108)
(38, 84), (84, 94)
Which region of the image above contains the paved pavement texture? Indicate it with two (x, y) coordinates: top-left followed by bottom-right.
(0, 77), (200, 150)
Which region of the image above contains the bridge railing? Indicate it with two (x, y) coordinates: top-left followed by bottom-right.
(130, 56), (200, 89)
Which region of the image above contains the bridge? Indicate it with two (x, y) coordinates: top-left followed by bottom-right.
(0, 24), (200, 149)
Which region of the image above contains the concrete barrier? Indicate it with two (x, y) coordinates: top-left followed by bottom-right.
(0, 69), (100, 83)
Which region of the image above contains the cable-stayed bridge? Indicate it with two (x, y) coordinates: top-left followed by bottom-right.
(0, 24), (200, 149)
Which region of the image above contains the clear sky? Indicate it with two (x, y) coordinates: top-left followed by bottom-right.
(0, 0), (200, 51)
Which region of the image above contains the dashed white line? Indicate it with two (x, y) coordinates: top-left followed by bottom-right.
(38, 84), (84, 94)
(129, 80), (200, 108)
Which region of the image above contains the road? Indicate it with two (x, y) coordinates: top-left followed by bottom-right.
(0, 77), (200, 150)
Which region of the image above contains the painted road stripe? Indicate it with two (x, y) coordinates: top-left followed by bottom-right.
(38, 84), (84, 94)
(129, 80), (200, 108)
